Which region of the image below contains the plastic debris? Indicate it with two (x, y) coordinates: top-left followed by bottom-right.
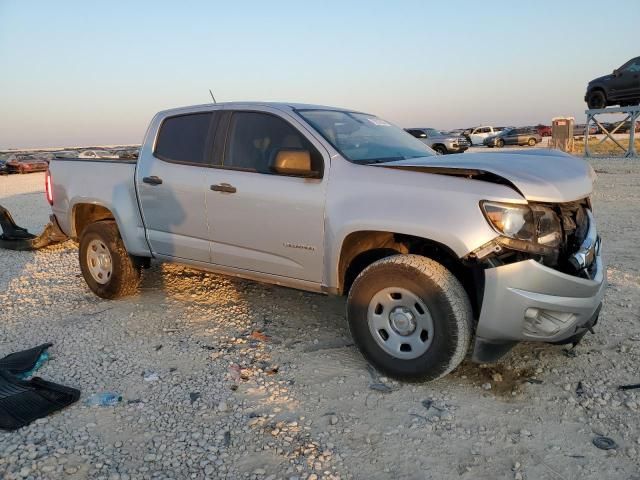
(618, 383), (640, 391)
(249, 331), (269, 342)
(16, 351), (50, 379)
(190, 392), (201, 404)
(143, 370), (159, 382)
(85, 392), (122, 407)
(592, 436), (617, 450)
(369, 382), (393, 393)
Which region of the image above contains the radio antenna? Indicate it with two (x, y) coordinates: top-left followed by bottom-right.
(208, 89), (217, 104)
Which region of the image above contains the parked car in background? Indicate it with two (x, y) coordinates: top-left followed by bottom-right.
(608, 120), (640, 134)
(483, 127), (542, 148)
(463, 126), (503, 145)
(0, 159), (8, 175)
(6, 154), (49, 174)
(534, 124), (552, 137)
(405, 128), (469, 154)
(573, 124), (599, 137)
(78, 150), (119, 159)
(585, 56), (640, 109)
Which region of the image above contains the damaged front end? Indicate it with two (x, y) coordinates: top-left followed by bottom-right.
(465, 198), (606, 363)
(467, 198), (599, 279)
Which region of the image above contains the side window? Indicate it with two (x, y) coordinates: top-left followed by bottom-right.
(155, 112), (214, 165)
(407, 129), (425, 138)
(624, 60), (640, 73)
(480, 127), (490, 134)
(224, 112), (323, 175)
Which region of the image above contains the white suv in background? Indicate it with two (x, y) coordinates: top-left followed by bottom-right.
(464, 126), (504, 145)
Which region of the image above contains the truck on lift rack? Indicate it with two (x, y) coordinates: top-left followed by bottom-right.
(44, 102), (606, 381)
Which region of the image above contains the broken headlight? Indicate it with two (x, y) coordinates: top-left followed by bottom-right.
(481, 201), (562, 249)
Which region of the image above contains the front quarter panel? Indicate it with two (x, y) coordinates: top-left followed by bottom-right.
(324, 157), (526, 288)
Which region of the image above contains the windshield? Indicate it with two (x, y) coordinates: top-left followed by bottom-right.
(297, 110), (434, 164)
(426, 128), (445, 136)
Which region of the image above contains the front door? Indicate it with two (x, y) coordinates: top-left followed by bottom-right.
(137, 111), (218, 262)
(613, 57), (640, 102)
(205, 109), (328, 283)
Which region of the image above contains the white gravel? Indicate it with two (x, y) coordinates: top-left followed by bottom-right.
(0, 158), (639, 479)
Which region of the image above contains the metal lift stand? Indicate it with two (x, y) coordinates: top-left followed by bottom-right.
(585, 105), (639, 157)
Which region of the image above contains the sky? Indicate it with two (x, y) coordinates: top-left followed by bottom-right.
(0, 0), (639, 149)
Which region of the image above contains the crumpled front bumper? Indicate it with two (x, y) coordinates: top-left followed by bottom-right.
(471, 249), (606, 363)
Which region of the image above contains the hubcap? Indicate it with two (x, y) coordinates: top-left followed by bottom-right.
(367, 287), (434, 360)
(389, 307), (416, 336)
(86, 239), (113, 284)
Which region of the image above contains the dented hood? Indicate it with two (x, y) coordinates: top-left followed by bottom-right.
(379, 150), (595, 203)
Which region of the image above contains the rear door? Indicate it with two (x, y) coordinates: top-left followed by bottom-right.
(137, 111), (219, 262)
(205, 108), (328, 283)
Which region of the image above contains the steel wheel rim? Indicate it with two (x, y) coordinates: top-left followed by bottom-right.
(86, 239), (113, 285)
(367, 287), (434, 360)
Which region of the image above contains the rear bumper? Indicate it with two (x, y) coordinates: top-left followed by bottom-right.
(471, 253), (606, 362)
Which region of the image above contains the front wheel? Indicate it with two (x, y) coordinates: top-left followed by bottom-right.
(347, 255), (472, 381)
(432, 145), (447, 155)
(79, 221), (141, 299)
(496, 139), (505, 148)
(527, 138), (537, 146)
(586, 90), (606, 109)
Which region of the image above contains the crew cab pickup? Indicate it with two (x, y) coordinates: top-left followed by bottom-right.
(47, 102), (606, 381)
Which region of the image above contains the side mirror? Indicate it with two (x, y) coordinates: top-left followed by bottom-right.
(613, 69), (619, 76)
(269, 149), (318, 177)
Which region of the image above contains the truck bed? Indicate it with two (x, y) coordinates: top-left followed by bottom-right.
(48, 157), (150, 256)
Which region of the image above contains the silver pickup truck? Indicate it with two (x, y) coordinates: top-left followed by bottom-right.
(47, 102), (606, 381)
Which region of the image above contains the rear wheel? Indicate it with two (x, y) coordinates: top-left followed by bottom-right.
(347, 255), (472, 381)
(527, 138), (537, 147)
(587, 90), (606, 109)
(496, 139), (505, 148)
(79, 221), (141, 299)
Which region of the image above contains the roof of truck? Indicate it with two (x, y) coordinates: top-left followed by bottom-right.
(157, 102), (363, 117)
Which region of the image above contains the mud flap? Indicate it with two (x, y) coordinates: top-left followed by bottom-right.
(0, 205), (68, 251)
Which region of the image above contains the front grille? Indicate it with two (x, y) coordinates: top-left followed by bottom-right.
(558, 201), (589, 255)
(555, 200), (593, 275)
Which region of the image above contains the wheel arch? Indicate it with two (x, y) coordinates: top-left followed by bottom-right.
(72, 203), (116, 239)
(336, 230), (484, 318)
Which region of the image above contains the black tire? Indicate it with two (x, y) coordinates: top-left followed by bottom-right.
(79, 221), (141, 299)
(496, 139), (505, 148)
(432, 145), (447, 155)
(347, 254), (472, 381)
(527, 138), (537, 147)
(587, 90), (606, 109)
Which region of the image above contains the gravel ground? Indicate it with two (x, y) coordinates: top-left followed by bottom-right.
(0, 158), (639, 480)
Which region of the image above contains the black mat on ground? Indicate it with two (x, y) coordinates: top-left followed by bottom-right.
(0, 343), (53, 374)
(0, 371), (80, 431)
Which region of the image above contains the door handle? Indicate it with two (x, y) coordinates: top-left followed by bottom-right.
(142, 176), (163, 185)
(210, 183), (236, 193)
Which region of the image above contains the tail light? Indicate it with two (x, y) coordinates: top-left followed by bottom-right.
(45, 170), (53, 205)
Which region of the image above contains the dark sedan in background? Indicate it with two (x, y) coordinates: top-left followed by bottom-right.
(483, 127), (542, 148)
(585, 56), (640, 109)
(0, 159), (8, 175)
